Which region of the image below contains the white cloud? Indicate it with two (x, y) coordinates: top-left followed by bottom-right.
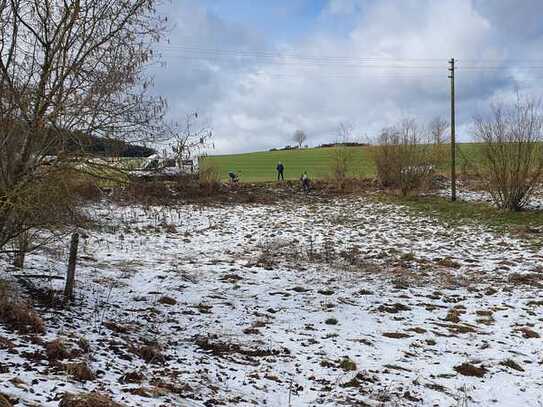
(151, 0), (543, 154)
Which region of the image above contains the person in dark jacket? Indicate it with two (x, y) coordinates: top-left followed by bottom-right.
(228, 170), (239, 183)
(301, 171), (310, 192)
(276, 162), (284, 181)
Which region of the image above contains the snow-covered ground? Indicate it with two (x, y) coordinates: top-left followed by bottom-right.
(436, 186), (543, 211)
(1, 196), (543, 406)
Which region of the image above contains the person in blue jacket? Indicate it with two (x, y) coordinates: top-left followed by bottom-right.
(276, 162), (285, 181)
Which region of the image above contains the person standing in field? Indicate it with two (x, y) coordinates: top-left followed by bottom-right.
(276, 161), (285, 181)
(301, 171), (310, 192)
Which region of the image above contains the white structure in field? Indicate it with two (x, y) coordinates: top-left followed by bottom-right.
(138, 153), (198, 176)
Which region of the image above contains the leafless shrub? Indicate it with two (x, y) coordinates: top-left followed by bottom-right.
(474, 96), (543, 211)
(429, 117), (450, 145)
(156, 112), (213, 173)
(374, 119), (444, 195)
(428, 117), (450, 168)
(330, 123), (357, 189)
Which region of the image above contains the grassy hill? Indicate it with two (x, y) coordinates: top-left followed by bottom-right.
(203, 144), (483, 182)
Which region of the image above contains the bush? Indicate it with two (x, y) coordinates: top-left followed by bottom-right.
(331, 145), (354, 182)
(125, 179), (173, 203)
(474, 96), (543, 211)
(198, 162), (221, 195)
(0, 284), (45, 334)
(374, 119), (444, 195)
(329, 123), (358, 190)
(1, 167), (84, 255)
(69, 174), (103, 202)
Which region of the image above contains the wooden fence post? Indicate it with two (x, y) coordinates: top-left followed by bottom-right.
(63, 232), (79, 306)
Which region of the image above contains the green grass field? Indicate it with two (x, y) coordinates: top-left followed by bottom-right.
(202, 143), (484, 182)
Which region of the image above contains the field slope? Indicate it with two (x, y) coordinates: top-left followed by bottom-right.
(203, 143), (483, 182)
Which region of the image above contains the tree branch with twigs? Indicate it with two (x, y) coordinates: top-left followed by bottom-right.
(0, 0), (167, 256)
(293, 129), (307, 149)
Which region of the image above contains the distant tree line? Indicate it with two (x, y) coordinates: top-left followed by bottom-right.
(318, 142), (369, 148)
(269, 145), (301, 152)
(57, 133), (156, 158)
(2, 122), (156, 157)
(269, 141), (369, 151)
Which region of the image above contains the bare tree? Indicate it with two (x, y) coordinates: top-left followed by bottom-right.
(166, 112), (213, 170)
(293, 129), (307, 148)
(428, 117), (449, 145)
(331, 123), (356, 182)
(0, 0), (166, 252)
(428, 117), (449, 168)
(474, 96), (543, 211)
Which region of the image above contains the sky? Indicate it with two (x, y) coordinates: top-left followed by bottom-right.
(149, 0), (543, 154)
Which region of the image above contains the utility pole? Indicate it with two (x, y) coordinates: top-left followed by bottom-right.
(448, 58), (456, 201)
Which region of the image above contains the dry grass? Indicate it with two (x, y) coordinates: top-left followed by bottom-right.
(132, 344), (165, 364)
(454, 362), (487, 377)
(158, 296), (177, 305)
(338, 357), (357, 371)
(0, 284), (44, 334)
(198, 162), (222, 195)
(444, 308), (464, 323)
(46, 339), (69, 361)
(59, 392), (124, 407)
(0, 394), (12, 407)
(500, 359), (524, 372)
(516, 327), (540, 339)
(64, 362), (96, 382)
(382, 332), (411, 339)
(119, 371), (144, 384)
(509, 273), (542, 287)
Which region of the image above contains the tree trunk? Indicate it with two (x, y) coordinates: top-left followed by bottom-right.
(13, 251), (25, 269)
(13, 233), (30, 269)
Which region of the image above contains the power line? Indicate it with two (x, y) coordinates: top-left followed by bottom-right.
(160, 45), (449, 62)
(159, 50), (543, 73)
(159, 45), (543, 67)
(159, 64), (543, 85)
(161, 53), (446, 69)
